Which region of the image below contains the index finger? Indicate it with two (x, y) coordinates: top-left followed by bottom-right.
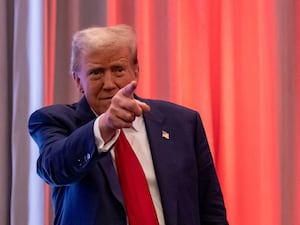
(122, 80), (137, 97)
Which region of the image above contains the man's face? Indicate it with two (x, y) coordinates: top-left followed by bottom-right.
(75, 47), (138, 115)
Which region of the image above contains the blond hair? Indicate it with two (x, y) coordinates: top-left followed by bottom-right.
(70, 24), (138, 73)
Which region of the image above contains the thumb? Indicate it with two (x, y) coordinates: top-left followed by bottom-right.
(136, 99), (151, 112)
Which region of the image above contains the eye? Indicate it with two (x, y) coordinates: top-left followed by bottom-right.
(112, 66), (125, 76)
(89, 68), (104, 76)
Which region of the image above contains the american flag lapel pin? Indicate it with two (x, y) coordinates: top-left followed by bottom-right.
(162, 130), (170, 140)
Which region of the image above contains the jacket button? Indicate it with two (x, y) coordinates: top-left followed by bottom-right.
(84, 153), (91, 161)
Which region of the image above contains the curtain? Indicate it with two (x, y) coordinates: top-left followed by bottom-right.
(1, 0), (299, 225)
(0, 0), (12, 224)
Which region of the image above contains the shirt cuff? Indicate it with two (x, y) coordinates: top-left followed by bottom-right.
(93, 115), (120, 153)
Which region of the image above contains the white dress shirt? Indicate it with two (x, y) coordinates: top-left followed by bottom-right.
(93, 115), (166, 225)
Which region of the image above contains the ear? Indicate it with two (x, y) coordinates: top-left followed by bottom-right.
(134, 64), (139, 80)
(73, 72), (84, 94)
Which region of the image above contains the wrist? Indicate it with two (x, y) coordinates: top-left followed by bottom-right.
(99, 113), (117, 143)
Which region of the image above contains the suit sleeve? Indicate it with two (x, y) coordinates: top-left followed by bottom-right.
(28, 108), (99, 186)
(194, 113), (229, 225)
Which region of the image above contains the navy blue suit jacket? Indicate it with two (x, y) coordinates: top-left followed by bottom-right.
(29, 96), (228, 225)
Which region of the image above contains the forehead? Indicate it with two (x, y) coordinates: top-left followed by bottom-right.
(82, 47), (132, 66)
(87, 46), (131, 59)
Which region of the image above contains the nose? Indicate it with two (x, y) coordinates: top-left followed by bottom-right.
(102, 72), (116, 90)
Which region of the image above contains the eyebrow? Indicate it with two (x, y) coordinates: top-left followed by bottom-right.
(87, 66), (103, 74)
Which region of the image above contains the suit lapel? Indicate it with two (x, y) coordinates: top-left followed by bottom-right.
(143, 106), (178, 225)
(98, 152), (125, 206)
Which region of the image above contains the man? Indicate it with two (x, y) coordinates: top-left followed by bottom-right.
(28, 24), (228, 225)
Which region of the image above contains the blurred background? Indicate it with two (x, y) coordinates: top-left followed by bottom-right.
(0, 0), (299, 224)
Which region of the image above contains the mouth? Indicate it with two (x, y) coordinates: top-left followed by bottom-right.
(99, 96), (113, 100)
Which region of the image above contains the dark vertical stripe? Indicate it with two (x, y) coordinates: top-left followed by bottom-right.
(276, 0), (298, 224)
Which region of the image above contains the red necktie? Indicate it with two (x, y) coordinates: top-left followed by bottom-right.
(114, 130), (159, 225)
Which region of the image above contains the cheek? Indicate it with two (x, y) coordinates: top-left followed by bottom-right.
(85, 80), (103, 93)
(115, 79), (132, 89)
(118, 73), (138, 87)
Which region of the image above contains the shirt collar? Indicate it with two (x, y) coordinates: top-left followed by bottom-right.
(131, 115), (143, 131)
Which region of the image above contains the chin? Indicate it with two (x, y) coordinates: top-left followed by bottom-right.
(96, 103), (111, 115)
